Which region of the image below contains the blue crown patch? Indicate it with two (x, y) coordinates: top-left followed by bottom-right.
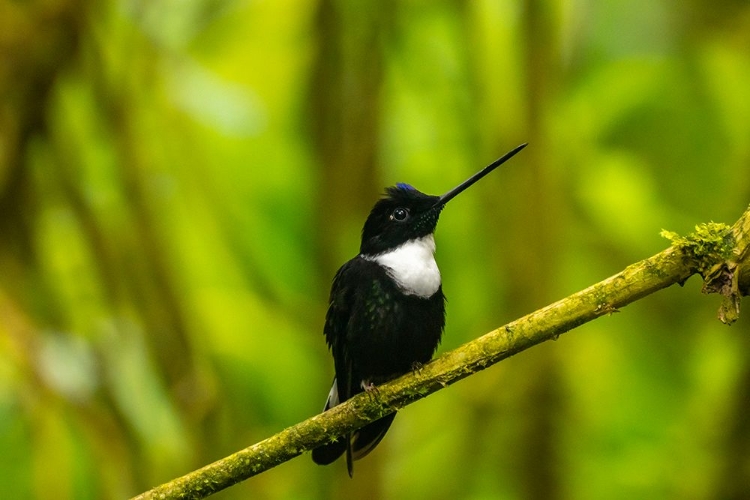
(396, 182), (415, 191)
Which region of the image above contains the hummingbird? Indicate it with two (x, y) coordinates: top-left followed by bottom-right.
(311, 143), (527, 476)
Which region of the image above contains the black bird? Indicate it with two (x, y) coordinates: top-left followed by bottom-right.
(312, 144), (527, 476)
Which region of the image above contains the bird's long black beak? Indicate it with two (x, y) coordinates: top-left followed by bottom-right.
(435, 143), (527, 208)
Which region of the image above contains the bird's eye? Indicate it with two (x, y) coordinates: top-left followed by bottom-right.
(391, 207), (409, 221)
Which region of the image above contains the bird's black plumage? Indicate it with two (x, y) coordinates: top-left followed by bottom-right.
(311, 144), (527, 476)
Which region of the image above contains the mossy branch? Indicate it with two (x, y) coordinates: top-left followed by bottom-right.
(131, 205), (750, 500)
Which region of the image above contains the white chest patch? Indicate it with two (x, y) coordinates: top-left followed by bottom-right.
(364, 235), (441, 298)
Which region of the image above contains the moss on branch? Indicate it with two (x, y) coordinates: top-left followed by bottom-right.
(659, 206), (750, 324)
(131, 205), (750, 500)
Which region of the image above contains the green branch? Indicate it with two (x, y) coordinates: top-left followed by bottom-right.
(131, 205), (750, 500)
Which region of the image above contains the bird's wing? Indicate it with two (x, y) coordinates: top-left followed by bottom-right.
(323, 256), (371, 403)
(317, 257), (398, 476)
(322, 256), (379, 476)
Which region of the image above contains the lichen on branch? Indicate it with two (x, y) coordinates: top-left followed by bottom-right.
(660, 222), (734, 276)
(661, 208), (750, 324)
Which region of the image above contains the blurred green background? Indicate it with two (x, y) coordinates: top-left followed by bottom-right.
(1, 0), (750, 498)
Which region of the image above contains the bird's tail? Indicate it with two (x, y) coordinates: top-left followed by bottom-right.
(311, 415), (396, 477)
(351, 413), (396, 461)
(312, 377), (348, 469)
(311, 436), (349, 467)
(311, 378), (396, 477)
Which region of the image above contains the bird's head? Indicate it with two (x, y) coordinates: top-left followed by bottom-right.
(358, 143), (527, 257)
(359, 184), (441, 256)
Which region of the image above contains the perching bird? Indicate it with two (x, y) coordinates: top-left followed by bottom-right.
(312, 144), (527, 476)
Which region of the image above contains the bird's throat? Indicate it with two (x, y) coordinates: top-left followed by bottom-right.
(364, 235), (441, 298)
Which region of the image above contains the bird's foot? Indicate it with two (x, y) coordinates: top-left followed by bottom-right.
(361, 380), (378, 392)
(361, 380), (379, 399)
(411, 361), (424, 374)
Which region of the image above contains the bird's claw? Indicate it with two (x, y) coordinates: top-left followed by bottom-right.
(361, 380), (378, 393)
(361, 380), (379, 400)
